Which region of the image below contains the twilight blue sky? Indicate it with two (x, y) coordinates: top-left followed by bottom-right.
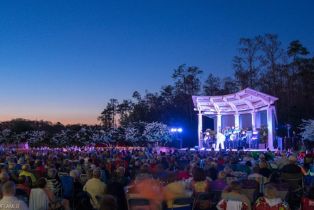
(0, 0), (313, 124)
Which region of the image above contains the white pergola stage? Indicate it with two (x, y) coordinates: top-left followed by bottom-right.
(192, 88), (278, 150)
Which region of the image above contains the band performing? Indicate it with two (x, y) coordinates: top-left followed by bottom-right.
(202, 127), (260, 150)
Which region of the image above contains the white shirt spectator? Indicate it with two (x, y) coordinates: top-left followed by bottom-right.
(0, 196), (28, 210)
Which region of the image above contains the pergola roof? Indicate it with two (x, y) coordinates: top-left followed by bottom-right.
(192, 88), (278, 115)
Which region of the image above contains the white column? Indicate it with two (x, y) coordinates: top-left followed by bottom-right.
(234, 113), (240, 129)
(198, 112), (203, 148)
(255, 111), (261, 129)
(251, 111), (256, 131)
(267, 107), (274, 150)
(217, 114), (222, 133)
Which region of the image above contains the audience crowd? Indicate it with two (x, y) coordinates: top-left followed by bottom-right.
(0, 146), (313, 210)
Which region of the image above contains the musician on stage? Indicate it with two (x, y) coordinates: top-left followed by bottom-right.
(203, 129), (214, 149)
(216, 131), (225, 150)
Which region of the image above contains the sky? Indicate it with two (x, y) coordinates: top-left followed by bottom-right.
(0, 0), (313, 124)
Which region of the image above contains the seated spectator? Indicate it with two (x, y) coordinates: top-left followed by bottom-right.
(248, 166), (266, 184)
(0, 172), (10, 184)
(163, 173), (190, 208)
(205, 161), (218, 181)
(191, 167), (210, 194)
(254, 184), (289, 210)
(220, 181), (251, 210)
(276, 152), (289, 169)
(177, 165), (190, 180)
(280, 156), (302, 174)
(0, 181), (28, 210)
(29, 177), (70, 210)
(83, 167), (106, 209)
(113, 167), (129, 186)
(16, 176), (31, 196)
(259, 161), (272, 179)
(301, 186), (314, 210)
(46, 168), (62, 197)
(34, 160), (46, 178)
(69, 170), (83, 195)
(99, 195), (118, 210)
(19, 165), (36, 186)
(107, 167), (129, 210)
(135, 164), (153, 182)
(154, 164), (168, 182)
(8, 162), (19, 182)
(211, 171), (228, 191)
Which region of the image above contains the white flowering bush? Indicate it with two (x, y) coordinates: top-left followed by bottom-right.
(0, 121), (174, 147)
(300, 119), (314, 141)
(143, 122), (172, 144)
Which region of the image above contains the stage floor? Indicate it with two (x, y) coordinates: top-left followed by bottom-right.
(179, 148), (277, 152)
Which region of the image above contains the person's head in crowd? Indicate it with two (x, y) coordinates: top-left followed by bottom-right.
(17, 158), (24, 165)
(281, 152), (286, 158)
(192, 167), (206, 182)
(35, 160), (43, 167)
(264, 184), (279, 199)
(99, 195), (118, 210)
(259, 161), (268, 169)
(47, 168), (57, 179)
(116, 167), (125, 177)
(37, 177), (47, 189)
(21, 164), (30, 172)
(210, 161), (217, 169)
(217, 171), (226, 180)
(245, 161), (252, 168)
(223, 165), (233, 174)
(229, 181), (242, 193)
(140, 164), (150, 174)
(2, 181), (16, 197)
(93, 168), (101, 179)
(70, 170), (80, 181)
(8, 162), (15, 171)
(288, 155), (297, 164)
(0, 172), (10, 183)
(259, 154), (266, 161)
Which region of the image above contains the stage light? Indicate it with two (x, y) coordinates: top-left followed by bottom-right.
(170, 127), (183, 148)
(170, 127), (183, 133)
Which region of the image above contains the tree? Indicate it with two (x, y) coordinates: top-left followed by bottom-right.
(172, 64), (203, 95)
(117, 100), (133, 126)
(259, 34), (287, 94)
(98, 98), (119, 128)
(221, 77), (239, 94)
(233, 36), (263, 89)
(203, 73), (221, 95)
(288, 40), (309, 61)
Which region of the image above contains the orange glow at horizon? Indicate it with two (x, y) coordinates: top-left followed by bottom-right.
(0, 114), (99, 125)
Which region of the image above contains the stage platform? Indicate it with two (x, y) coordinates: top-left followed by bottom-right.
(179, 148), (277, 152)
